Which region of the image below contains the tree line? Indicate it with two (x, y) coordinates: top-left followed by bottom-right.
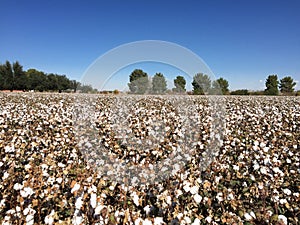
(0, 61), (97, 93)
(1, 61), (298, 95)
(128, 69), (299, 95)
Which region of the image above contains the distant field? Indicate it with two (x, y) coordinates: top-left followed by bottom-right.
(0, 93), (299, 225)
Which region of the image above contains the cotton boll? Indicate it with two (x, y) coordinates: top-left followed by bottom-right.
(205, 216), (212, 223)
(190, 186), (199, 195)
(143, 219), (152, 225)
(283, 188), (291, 195)
(154, 217), (165, 225)
(193, 194), (202, 204)
(278, 215), (287, 224)
(244, 213), (252, 221)
(90, 193), (97, 208)
(71, 183), (80, 193)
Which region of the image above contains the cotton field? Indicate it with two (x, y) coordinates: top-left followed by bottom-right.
(0, 93), (299, 225)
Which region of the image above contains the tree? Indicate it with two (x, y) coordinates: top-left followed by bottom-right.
(173, 75), (186, 93)
(279, 76), (296, 94)
(264, 75), (279, 96)
(13, 61), (27, 90)
(47, 73), (59, 91)
(26, 69), (47, 91)
(211, 77), (229, 95)
(192, 73), (211, 95)
(128, 69), (150, 94)
(72, 80), (80, 93)
(0, 61), (13, 90)
(230, 89), (249, 95)
(152, 73), (167, 94)
(56, 75), (72, 92)
(78, 83), (98, 93)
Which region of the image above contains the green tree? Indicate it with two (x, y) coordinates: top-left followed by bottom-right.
(279, 76), (296, 94)
(192, 73), (211, 95)
(128, 69), (150, 94)
(56, 75), (72, 92)
(230, 89), (249, 95)
(173, 75), (186, 93)
(211, 77), (229, 95)
(78, 83), (98, 93)
(72, 80), (80, 93)
(152, 73), (167, 94)
(0, 61), (13, 90)
(264, 75), (279, 95)
(13, 61), (27, 90)
(47, 73), (59, 91)
(26, 69), (48, 91)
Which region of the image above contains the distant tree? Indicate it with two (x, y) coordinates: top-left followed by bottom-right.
(56, 75), (72, 92)
(192, 73), (211, 95)
(26, 69), (47, 91)
(78, 84), (98, 93)
(0, 61), (13, 90)
(72, 80), (80, 93)
(264, 75), (279, 95)
(113, 89), (120, 94)
(13, 61), (27, 90)
(1, 60), (80, 92)
(279, 76), (296, 94)
(128, 69), (150, 94)
(230, 89), (250, 95)
(173, 75), (186, 93)
(211, 77), (229, 95)
(0, 65), (3, 90)
(47, 73), (59, 91)
(249, 90), (264, 95)
(152, 73), (167, 94)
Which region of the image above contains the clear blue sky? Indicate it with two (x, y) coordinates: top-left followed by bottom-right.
(1, 0), (299, 91)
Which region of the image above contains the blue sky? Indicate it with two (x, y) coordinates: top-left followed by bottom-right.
(1, 0), (299, 91)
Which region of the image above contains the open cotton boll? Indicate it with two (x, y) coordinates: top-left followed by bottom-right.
(90, 193), (97, 208)
(278, 215), (288, 224)
(154, 217), (165, 225)
(190, 185), (199, 195)
(71, 183), (80, 193)
(244, 212), (252, 221)
(20, 187), (34, 198)
(193, 194), (202, 204)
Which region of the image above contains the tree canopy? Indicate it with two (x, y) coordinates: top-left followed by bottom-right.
(152, 73), (167, 94)
(192, 73), (211, 95)
(280, 76), (296, 94)
(0, 61), (88, 93)
(128, 69), (150, 94)
(264, 75), (279, 96)
(173, 76), (186, 93)
(212, 77), (229, 95)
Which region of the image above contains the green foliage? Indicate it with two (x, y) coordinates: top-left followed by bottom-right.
(26, 69), (48, 91)
(211, 77), (229, 95)
(77, 84), (98, 93)
(152, 73), (167, 94)
(13, 61), (27, 90)
(279, 76), (296, 94)
(173, 75), (186, 93)
(230, 89), (249, 95)
(192, 73), (211, 95)
(0, 61), (82, 92)
(249, 90), (264, 95)
(0, 61), (13, 90)
(264, 75), (279, 95)
(71, 80), (80, 93)
(128, 69), (150, 94)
